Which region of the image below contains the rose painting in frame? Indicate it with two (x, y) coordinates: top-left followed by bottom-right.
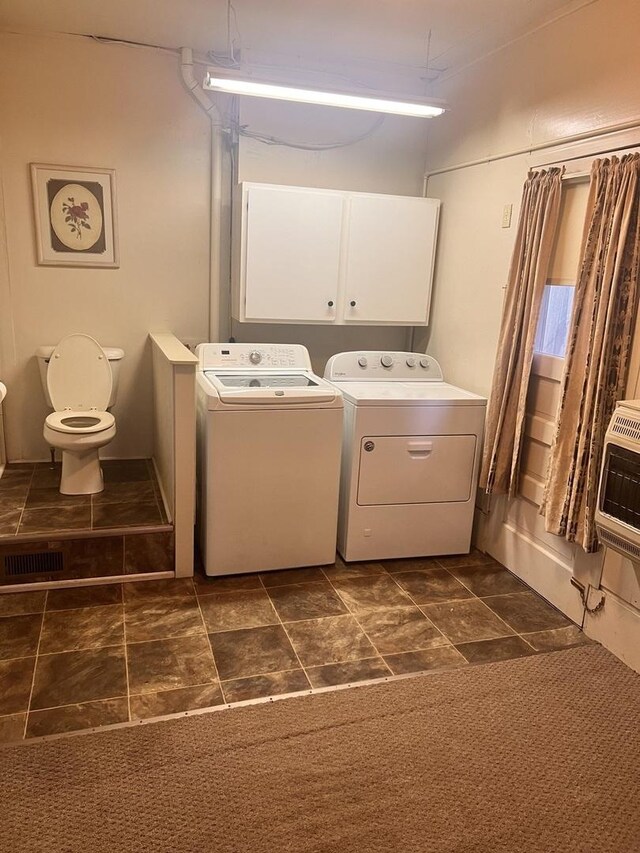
(30, 164), (119, 267)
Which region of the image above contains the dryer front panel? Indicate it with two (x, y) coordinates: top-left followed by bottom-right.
(356, 434), (477, 506)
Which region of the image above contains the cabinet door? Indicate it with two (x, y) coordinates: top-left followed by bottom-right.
(243, 186), (343, 323)
(343, 195), (440, 325)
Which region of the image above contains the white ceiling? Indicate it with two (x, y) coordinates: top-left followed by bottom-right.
(0, 0), (597, 85)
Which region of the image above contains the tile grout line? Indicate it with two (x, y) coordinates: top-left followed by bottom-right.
(261, 570), (386, 673)
(319, 569), (395, 677)
(336, 563), (454, 673)
(121, 584), (132, 723)
(14, 464), (36, 537)
(197, 605), (465, 673)
(386, 562), (539, 642)
(259, 574), (314, 688)
(382, 565), (477, 622)
(469, 596), (530, 638)
(22, 586), (47, 740)
(325, 562), (524, 657)
(324, 564), (443, 643)
(192, 578), (227, 703)
(128, 677), (225, 707)
(146, 456), (166, 524)
(272, 616), (313, 688)
(401, 564), (548, 655)
(19, 690), (132, 720)
(219, 665), (311, 688)
(398, 583), (511, 647)
(262, 568), (472, 677)
(194, 580), (560, 662)
(438, 563), (502, 597)
(29, 638), (129, 658)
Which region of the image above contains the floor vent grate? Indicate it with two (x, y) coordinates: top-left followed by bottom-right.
(4, 551), (65, 576)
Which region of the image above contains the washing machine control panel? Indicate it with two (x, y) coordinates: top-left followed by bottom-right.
(325, 351), (444, 381)
(197, 343), (313, 371)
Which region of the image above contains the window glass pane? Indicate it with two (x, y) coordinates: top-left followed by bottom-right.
(535, 284), (574, 357)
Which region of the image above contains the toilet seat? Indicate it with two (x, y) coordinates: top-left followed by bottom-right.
(45, 410), (115, 434)
(47, 333), (112, 412)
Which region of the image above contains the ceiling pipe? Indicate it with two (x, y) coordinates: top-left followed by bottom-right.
(180, 47), (224, 342)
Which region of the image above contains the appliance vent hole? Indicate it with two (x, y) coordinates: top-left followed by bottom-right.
(4, 551), (64, 576)
(611, 415), (640, 443)
(598, 528), (640, 560)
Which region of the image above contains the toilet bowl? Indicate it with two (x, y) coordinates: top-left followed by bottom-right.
(40, 334), (120, 495)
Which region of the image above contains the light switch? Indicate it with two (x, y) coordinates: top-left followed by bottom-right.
(502, 204), (513, 228)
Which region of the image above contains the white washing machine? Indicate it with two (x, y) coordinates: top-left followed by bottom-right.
(196, 343), (343, 576)
(324, 351), (487, 562)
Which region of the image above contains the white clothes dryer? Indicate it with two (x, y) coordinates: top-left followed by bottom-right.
(324, 351), (487, 562)
(196, 343), (343, 576)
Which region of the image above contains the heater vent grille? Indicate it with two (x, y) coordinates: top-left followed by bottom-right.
(598, 528), (640, 561)
(3, 551), (64, 576)
(611, 414), (640, 443)
(600, 445), (640, 529)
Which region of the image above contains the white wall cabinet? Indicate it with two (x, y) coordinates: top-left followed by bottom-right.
(232, 182), (440, 326)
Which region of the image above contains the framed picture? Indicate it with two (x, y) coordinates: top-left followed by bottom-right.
(30, 164), (119, 268)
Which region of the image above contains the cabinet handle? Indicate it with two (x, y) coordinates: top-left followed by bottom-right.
(327, 300), (334, 307)
(350, 300), (357, 307)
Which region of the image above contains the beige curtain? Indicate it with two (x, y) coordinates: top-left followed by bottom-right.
(542, 154), (640, 552)
(481, 168), (563, 495)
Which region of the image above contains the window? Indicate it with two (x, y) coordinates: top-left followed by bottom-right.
(534, 179), (589, 358)
(523, 178), (589, 506)
(533, 179), (589, 360)
(535, 283), (574, 357)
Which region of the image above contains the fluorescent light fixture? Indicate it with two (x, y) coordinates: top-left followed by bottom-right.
(203, 72), (446, 118)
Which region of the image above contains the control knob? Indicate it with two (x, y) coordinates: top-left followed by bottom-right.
(406, 357), (416, 368)
(249, 351), (262, 365)
(380, 354), (394, 368)
(357, 356), (368, 368)
(420, 357), (430, 369)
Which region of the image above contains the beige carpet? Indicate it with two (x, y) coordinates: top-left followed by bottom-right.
(3, 645), (640, 853)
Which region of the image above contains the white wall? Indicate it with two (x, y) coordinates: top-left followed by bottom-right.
(424, 0), (640, 396)
(0, 32), (211, 461)
(422, 155), (528, 396)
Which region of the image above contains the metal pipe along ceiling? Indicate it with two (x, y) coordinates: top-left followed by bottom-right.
(179, 47), (224, 343)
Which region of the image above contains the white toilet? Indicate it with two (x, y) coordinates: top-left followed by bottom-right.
(36, 335), (124, 495)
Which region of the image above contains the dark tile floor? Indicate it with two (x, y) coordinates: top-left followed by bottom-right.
(0, 460), (168, 537)
(0, 550), (591, 744)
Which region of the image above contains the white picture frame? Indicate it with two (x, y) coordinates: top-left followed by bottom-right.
(30, 164), (119, 268)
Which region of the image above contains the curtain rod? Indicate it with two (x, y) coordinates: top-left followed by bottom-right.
(423, 116), (640, 185)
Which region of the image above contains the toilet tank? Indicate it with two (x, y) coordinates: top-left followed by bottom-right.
(36, 345), (124, 409)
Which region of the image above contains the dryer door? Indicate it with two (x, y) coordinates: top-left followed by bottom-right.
(357, 434), (477, 506)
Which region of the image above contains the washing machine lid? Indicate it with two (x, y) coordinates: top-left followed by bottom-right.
(330, 380), (486, 407)
(203, 370), (339, 405)
(47, 333), (113, 412)
(212, 372), (320, 389)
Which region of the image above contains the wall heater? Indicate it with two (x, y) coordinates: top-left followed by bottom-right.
(595, 400), (640, 561)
